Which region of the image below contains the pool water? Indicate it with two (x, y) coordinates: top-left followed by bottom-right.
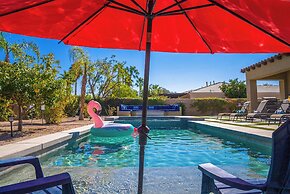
(42, 127), (271, 178)
(0, 120), (272, 193)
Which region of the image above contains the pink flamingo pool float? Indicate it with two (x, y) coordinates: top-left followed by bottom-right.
(87, 100), (137, 137)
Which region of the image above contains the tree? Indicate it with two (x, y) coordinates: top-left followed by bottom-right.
(219, 79), (247, 98)
(32, 53), (69, 124)
(0, 38), (40, 130)
(0, 32), (10, 62)
(136, 77), (144, 97)
(112, 84), (138, 98)
(0, 62), (36, 130)
(67, 62), (81, 95)
(0, 51), (67, 129)
(149, 84), (170, 97)
(87, 56), (140, 99)
(69, 47), (89, 120)
(0, 32), (40, 63)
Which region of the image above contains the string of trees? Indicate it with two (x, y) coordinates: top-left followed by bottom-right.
(0, 33), (170, 130)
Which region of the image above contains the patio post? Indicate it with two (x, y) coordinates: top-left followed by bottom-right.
(137, 0), (154, 193)
(246, 79), (258, 111)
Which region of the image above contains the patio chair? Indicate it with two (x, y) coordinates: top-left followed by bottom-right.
(0, 156), (75, 194)
(217, 101), (250, 120)
(229, 101), (251, 121)
(246, 100), (272, 122)
(198, 119), (290, 194)
(267, 99), (290, 125)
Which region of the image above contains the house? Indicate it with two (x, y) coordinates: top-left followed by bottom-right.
(186, 82), (279, 99)
(241, 53), (290, 111)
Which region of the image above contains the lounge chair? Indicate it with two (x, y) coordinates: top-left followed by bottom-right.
(246, 100), (271, 121)
(217, 101), (250, 120)
(267, 99), (290, 125)
(0, 156), (75, 194)
(198, 119), (290, 194)
(229, 101), (250, 121)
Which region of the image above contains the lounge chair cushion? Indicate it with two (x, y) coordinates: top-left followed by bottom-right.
(274, 109), (285, 114)
(32, 186), (62, 194)
(270, 114), (290, 119)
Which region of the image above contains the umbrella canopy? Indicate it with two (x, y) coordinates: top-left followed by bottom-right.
(0, 1), (289, 193)
(0, 0), (289, 52)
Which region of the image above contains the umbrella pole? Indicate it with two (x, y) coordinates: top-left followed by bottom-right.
(138, 1), (154, 193)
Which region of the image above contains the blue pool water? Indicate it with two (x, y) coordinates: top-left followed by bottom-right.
(42, 120), (271, 178)
(0, 119), (272, 193)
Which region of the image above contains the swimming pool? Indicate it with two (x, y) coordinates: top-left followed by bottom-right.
(0, 118), (271, 193)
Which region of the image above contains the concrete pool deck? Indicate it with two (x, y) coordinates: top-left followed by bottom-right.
(193, 120), (273, 139)
(0, 124), (93, 159)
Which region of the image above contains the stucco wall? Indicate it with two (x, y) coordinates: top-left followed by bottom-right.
(257, 92), (280, 99)
(189, 92), (225, 99)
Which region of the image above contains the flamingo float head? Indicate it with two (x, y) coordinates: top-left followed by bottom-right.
(87, 100), (104, 128)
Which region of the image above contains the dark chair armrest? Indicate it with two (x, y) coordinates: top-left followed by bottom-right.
(0, 173), (75, 194)
(0, 156), (44, 178)
(198, 163), (266, 191)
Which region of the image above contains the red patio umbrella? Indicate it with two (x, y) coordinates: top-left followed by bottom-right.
(0, 0), (289, 193)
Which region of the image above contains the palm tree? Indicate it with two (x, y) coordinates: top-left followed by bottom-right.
(149, 84), (163, 97)
(136, 77), (144, 97)
(69, 47), (89, 120)
(68, 63), (82, 95)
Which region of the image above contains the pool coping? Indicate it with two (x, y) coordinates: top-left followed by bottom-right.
(0, 124), (94, 160)
(191, 120), (273, 139)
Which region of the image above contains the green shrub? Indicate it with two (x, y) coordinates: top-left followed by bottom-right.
(225, 98), (248, 112)
(192, 98), (245, 115)
(44, 103), (65, 124)
(83, 103), (89, 118)
(64, 95), (80, 117)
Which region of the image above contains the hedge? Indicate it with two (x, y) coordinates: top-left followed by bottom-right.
(192, 98), (247, 115)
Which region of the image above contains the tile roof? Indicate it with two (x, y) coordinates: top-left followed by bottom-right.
(241, 53), (290, 73)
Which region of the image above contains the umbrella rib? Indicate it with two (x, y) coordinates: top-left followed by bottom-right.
(154, 0), (187, 16)
(157, 4), (214, 17)
(0, 0), (54, 17)
(58, 1), (111, 44)
(130, 0), (147, 14)
(108, 0), (146, 16)
(106, 5), (144, 16)
(138, 17), (146, 51)
(209, 0), (290, 47)
(174, 0), (213, 53)
(152, 0), (157, 13)
(138, 0), (149, 52)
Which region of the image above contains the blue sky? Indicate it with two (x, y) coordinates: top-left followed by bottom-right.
(2, 33), (275, 93)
